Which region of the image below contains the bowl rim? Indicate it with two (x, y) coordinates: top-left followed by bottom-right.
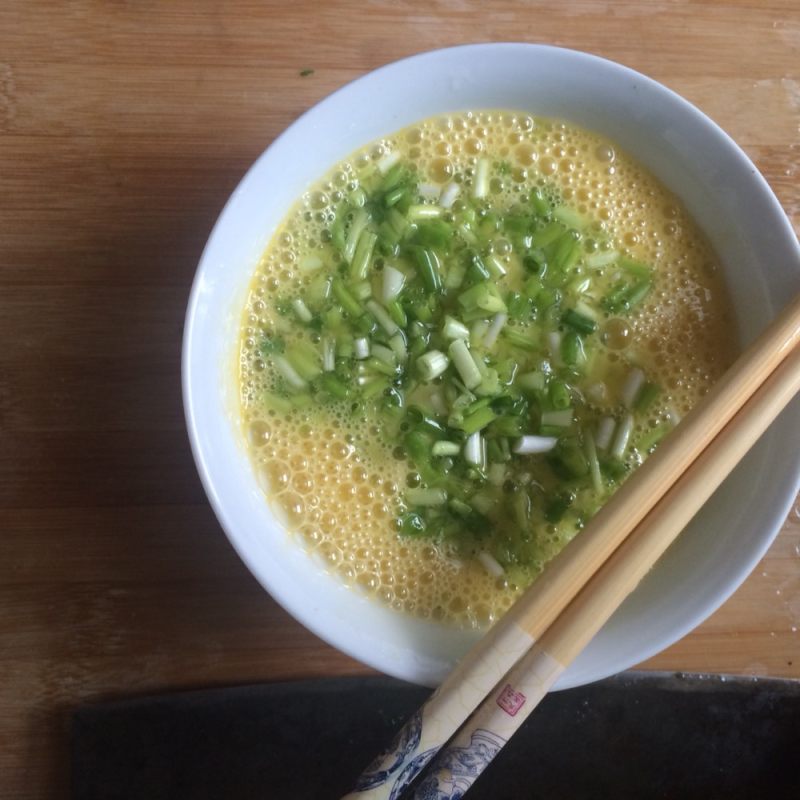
(183, 42), (800, 688)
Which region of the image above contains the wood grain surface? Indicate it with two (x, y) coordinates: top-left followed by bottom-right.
(1, 2), (798, 797)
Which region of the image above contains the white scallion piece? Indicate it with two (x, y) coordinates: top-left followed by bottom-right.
(370, 343), (396, 368)
(482, 313), (508, 350)
(442, 315), (470, 340)
(575, 299), (600, 321)
(381, 265), (406, 303)
(666, 405), (682, 426)
(298, 254), (324, 272)
(553, 205), (586, 229)
(405, 487), (448, 506)
(388, 332), (408, 364)
(291, 298), (313, 323)
(586, 249), (620, 269)
(418, 182), (441, 200)
(473, 158), (490, 199)
(470, 319), (489, 348)
(584, 429), (603, 494)
(540, 408), (574, 427)
(322, 338), (335, 372)
(432, 441), (461, 457)
(548, 330), (562, 365)
(463, 431), (484, 466)
(610, 412), (634, 459)
(477, 551), (504, 578)
(274, 356), (308, 391)
(429, 389), (447, 416)
(621, 367), (646, 409)
(471, 492), (494, 515)
(487, 462), (507, 486)
(595, 416), (616, 451)
(376, 150), (401, 174)
(512, 435), (559, 455)
(408, 204), (444, 221)
(353, 337), (370, 360)
(449, 338), (482, 390)
(366, 299), (399, 336)
(417, 350), (449, 381)
(587, 382), (608, 404)
(485, 254), (507, 278)
(440, 182), (460, 208)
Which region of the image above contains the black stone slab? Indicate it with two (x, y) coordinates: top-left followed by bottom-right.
(71, 671), (800, 799)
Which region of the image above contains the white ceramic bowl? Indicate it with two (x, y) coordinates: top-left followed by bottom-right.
(183, 44), (800, 689)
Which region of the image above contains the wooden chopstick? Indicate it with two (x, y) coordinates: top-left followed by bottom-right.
(342, 293), (800, 800)
(411, 340), (800, 799)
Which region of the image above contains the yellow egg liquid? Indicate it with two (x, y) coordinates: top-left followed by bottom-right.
(238, 111), (736, 629)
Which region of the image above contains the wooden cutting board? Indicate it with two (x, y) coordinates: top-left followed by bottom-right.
(1, 2), (798, 798)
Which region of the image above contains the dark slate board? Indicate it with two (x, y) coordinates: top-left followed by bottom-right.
(71, 671), (800, 799)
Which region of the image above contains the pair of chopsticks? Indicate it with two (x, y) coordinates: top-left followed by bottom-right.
(342, 292), (800, 800)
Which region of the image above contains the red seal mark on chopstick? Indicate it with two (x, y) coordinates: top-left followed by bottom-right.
(496, 683), (526, 716)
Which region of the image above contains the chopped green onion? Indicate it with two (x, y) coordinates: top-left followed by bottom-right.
(553, 205), (586, 229)
(411, 247), (443, 294)
(541, 408), (573, 427)
(530, 188), (551, 216)
(635, 381), (661, 411)
(389, 332), (408, 364)
(618, 256), (652, 279)
(460, 405), (497, 435)
(350, 229), (378, 281)
(485, 254), (507, 278)
(370, 343), (396, 368)
(417, 350), (449, 381)
(399, 511), (427, 536)
(561, 331), (585, 367)
(343, 209), (370, 263)
(548, 379), (571, 410)
(361, 376), (390, 399)
(332, 277), (363, 318)
(319, 373), (350, 400)
(274, 355), (308, 391)
(562, 308), (597, 335)
(286, 342), (321, 381)
(470, 319), (489, 348)
(458, 281), (507, 314)
(406, 487), (448, 506)
(516, 370), (546, 393)
(366, 299), (400, 336)
(264, 392), (294, 414)
(502, 327), (538, 351)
